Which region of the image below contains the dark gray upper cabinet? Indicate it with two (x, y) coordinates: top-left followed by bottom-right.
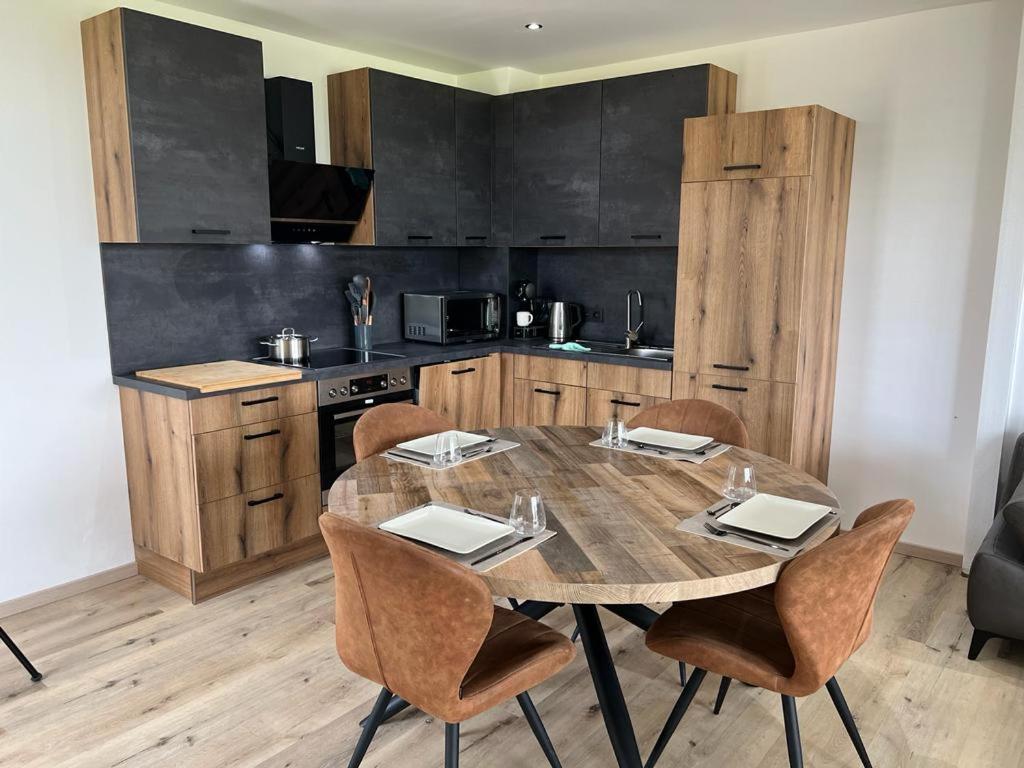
(369, 70), (456, 246)
(599, 66), (712, 246)
(490, 95), (515, 247)
(455, 89), (493, 246)
(513, 82), (603, 247)
(121, 10), (270, 244)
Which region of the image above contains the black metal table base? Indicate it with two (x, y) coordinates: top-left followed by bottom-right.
(0, 626), (42, 682)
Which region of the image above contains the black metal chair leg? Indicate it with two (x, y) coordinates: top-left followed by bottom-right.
(968, 628), (994, 660)
(570, 625), (581, 643)
(358, 692), (412, 726)
(678, 662), (686, 686)
(781, 695), (803, 768)
(517, 692), (563, 768)
(644, 667), (706, 768)
(0, 626), (42, 682)
(713, 677), (731, 714)
(348, 687), (393, 768)
(826, 678), (872, 768)
(445, 722), (460, 768)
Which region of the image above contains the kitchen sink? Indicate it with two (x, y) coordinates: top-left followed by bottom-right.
(576, 340), (675, 362)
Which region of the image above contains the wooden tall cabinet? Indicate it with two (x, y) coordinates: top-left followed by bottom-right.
(673, 105), (855, 481)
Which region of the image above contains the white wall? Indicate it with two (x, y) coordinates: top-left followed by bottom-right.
(537, 2), (1022, 557)
(0, 0), (456, 606)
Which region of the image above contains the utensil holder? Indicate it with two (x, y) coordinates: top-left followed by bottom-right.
(354, 324), (372, 350)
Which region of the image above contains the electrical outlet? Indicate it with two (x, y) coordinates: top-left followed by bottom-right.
(590, 307), (605, 322)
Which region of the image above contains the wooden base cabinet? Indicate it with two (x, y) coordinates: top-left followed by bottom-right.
(673, 105), (855, 480)
(513, 379), (588, 426)
(417, 355), (502, 429)
(118, 382), (323, 603)
(586, 389), (668, 426)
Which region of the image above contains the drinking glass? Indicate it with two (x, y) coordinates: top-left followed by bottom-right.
(602, 417), (627, 448)
(722, 464), (757, 502)
(434, 431), (463, 466)
(510, 490), (547, 535)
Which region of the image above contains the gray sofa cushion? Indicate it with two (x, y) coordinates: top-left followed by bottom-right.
(1005, 503), (1024, 547)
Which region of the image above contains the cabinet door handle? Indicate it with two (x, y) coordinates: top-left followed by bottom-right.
(712, 384), (748, 393)
(191, 228), (231, 235)
(610, 398), (641, 407)
(713, 363), (751, 372)
(241, 395), (279, 407)
(247, 492), (284, 507)
(407, 234), (433, 240)
(630, 234), (662, 241)
(451, 367), (476, 376)
(534, 388), (560, 396)
(540, 234), (566, 240)
(722, 163), (761, 171)
(464, 235), (488, 241)
(243, 428), (281, 441)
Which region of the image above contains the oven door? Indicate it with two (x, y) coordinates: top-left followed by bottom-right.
(318, 389), (417, 504)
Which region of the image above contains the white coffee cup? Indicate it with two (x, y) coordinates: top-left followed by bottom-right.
(516, 311), (534, 327)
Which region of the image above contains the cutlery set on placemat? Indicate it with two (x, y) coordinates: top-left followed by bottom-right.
(382, 431), (520, 470)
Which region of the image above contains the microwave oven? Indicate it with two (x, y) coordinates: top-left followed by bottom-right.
(403, 290), (502, 344)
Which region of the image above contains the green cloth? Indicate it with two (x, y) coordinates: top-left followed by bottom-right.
(548, 341), (592, 352)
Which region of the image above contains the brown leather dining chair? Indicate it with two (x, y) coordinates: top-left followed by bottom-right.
(642, 499), (914, 768)
(352, 402), (455, 462)
(626, 399), (750, 448)
(319, 514), (576, 768)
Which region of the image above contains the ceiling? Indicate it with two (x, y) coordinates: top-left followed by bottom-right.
(167, 0), (983, 74)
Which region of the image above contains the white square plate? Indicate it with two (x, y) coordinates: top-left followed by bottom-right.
(380, 503), (514, 554)
(396, 431), (491, 456)
(716, 493), (832, 540)
(625, 427), (713, 451)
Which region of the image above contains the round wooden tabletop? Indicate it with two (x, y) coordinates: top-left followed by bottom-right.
(327, 426), (840, 604)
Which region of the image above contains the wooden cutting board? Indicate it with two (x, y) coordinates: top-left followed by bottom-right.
(135, 360), (302, 393)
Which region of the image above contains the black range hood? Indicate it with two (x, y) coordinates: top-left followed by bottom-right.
(268, 160), (373, 243)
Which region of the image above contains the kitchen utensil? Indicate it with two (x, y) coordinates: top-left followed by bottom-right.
(471, 536), (534, 567)
(625, 427), (713, 452)
(547, 301), (584, 342)
(258, 327), (318, 364)
(135, 360), (301, 392)
(516, 311), (534, 327)
(703, 521), (791, 552)
(380, 502), (515, 554)
(716, 493), (833, 539)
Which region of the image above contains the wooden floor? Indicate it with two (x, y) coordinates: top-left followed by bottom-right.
(2, 554), (1022, 768)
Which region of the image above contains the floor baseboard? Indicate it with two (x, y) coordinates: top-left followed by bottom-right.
(0, 562), (139, 619)
(895, 541), (963, 569)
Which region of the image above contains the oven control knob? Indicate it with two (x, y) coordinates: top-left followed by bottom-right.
(399, 376), (408, 385)
(390, 377), (397, 386)
(350, 385), (359, 394)
(327, 388), (338, 398)
(339, 386), (349, 396)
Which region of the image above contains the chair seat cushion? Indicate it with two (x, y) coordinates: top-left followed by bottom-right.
(1004, 503), (1024, 548)
(646, 586), (798, 694)
(453, 607), (576, 722)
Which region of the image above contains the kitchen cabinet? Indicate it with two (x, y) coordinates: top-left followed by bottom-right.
(598, 65), (733, 246)
(82, 9), (270, 244)
(513, 355), (588, 387)
(455, 89), (493, 245)
(586, 362), (672, 399)
(513, 379), (588, 426)
(513, 82), (603, 246)
(418, 355), (502, 429)
(674, 105), (855, 481)
(328, 68), (457, 246)
(491, 95), (515, 246)
(586, 389), (669, 427)
(118, 381), (323, 602)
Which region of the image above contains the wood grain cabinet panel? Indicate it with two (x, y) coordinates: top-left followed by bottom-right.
(586, 388), (669, 427)
(695, 375), (795, 462)
(199, 474), (321, 570)
(418, 355), (502, 429)
(513, 380), (587, 427)
(676, 176), (807, 383)
(513, 355), (588, 387)
(586, 362), (672, 399)
(189, 382), (316, 433)
(193, 413), (318, 503)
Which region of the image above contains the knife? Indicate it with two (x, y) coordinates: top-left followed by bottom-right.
(703, 521), (791, 552)
(384, 449), (435, 466)
(471, 536), (534, 566)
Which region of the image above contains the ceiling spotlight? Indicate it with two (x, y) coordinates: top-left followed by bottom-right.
(524, 22), (543, 30)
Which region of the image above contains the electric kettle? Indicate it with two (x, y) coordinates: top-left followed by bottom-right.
(547, 301), (584, 343)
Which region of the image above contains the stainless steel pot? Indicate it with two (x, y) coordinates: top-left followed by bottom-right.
(258, 327), (318, 364)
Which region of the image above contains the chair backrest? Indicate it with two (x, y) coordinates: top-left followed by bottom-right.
(626, 399), (750, 448)
(319, 514), (494, 713)
(353, 403), (456, 462)
(774, 499), (914, 694)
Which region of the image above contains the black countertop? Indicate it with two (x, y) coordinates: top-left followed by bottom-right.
(112, 338), (673, 400)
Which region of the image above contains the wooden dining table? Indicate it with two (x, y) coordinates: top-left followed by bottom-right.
(327, 425), (840, 768)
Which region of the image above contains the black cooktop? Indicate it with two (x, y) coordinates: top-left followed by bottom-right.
(255, 346), (405, 370)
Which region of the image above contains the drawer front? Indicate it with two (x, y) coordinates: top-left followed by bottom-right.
(695, 374), (795, 461)
(586, 362), (672, 399)
(418, 355), (502, 430)
(585, 388), (668, 427)
(513, 379), (587, 426)
(513, 355), (587, 387)
(193, 412), (318, 503)
(199, 474), (321, 570)
(190, 382), (316, 434)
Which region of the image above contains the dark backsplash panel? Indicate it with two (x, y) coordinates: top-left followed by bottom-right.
(100, 243), (460, 374)
(514, 247), (677, 346)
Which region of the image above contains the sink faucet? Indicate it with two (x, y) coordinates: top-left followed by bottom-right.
(625, 289), (644, 349)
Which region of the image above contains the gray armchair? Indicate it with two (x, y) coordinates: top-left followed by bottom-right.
(967, 433), (1024, 659)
